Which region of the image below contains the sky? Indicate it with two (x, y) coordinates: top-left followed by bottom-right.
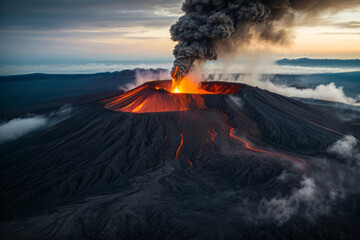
(0, 0), (359, 65)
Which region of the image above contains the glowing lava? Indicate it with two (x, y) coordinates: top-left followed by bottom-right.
(175, 133), (184, 159)
(299, 117), (343, 136)
(229, 128), (310, 173)
(103, 80), (244, 113)
(171, 74), (215, 94)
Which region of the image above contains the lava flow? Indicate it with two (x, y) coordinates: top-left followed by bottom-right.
(103, 79), (244, 113)
(229, 128), (310, 173)
(175, 133), (184, 159)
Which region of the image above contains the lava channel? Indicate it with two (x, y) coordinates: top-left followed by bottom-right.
(229, 128), (310, 173)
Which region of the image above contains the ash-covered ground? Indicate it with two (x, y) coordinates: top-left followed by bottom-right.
(0, 73), (360, 239)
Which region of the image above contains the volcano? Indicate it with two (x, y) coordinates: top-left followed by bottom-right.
(1, 78), (360, 240)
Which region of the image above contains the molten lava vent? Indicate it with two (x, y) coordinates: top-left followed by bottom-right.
(103, 80), (244, 113)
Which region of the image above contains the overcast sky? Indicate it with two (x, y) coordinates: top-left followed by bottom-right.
(0, 0), (359, 64)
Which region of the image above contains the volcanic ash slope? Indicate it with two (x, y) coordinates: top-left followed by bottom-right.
(0, 82), (360, 240)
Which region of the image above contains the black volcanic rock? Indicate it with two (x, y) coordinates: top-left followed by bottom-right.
(0, 83), (359, 240)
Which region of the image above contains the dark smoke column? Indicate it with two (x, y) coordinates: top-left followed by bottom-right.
(170, 8), (234, 83)
(170, 0), (360, 84)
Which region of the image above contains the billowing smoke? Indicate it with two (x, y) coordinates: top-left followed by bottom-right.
(170, 0), (360, 79)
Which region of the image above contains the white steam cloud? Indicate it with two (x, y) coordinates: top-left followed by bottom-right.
(327, 135), (360, 165)
(0, 116), (48, 143)
(229, 95), (245, 109)
(208, 73), (360, 106)
(0, 105), (72, 144)
(256, 175), (345, 225)
(258, 177), (317, 224)
(122, 69), (170, 90)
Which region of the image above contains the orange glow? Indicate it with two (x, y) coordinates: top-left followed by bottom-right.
(171, 74), (215, 94)
(175, 133), (184, 159)
(103, 81), (207, 113)
(229, 128), (309, 173)
(208, 129), (217, 143)
(299, 117), (343, 136)
(102, 80), (244, 113)
(201, 81), (245, 95)
(188, 159), (193, 167)
(132, 102), (145, 112)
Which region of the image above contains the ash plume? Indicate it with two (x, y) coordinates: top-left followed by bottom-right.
(170, 0), (360, 79)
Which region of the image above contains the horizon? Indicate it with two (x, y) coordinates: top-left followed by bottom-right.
(1, 57), (360, 76)
(0, 1), (360, 66)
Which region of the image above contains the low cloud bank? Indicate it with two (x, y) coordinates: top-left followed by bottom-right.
(0, 63), (173, 76)
(260, 81), (359, 106)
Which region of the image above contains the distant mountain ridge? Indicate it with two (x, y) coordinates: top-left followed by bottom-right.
(276, 58), (360, 68)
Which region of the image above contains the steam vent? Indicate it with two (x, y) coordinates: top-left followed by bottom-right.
(102, 80), (244, 113)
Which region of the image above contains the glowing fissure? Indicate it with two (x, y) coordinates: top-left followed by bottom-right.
(208, 129), (217, 143)
(187, 159), (193, 167)
(175, 133), (184, 159)
(229, 128), (309, 173)
(300, 117), (343, 136)
(196, 144), (204, 159)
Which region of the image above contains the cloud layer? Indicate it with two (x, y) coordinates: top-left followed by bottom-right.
(0, 0), (181, 31)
